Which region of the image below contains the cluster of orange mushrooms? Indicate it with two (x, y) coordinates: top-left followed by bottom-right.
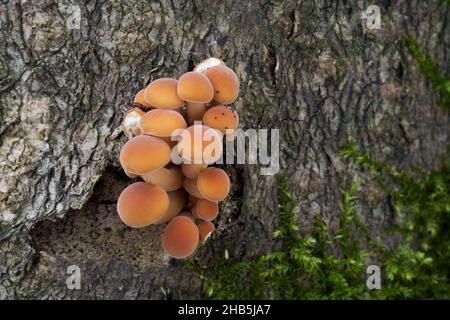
(117, 58), (239, 259)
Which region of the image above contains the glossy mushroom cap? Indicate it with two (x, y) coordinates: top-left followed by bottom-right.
(197, 167), (230, 201)
(177, 72), (214, 104)
(140, 109), (187, 137)
(196, 199), (219, 221)
(122, 108), (145, 138)
(194, 57), (225, 73)
(176, 125), (223, 164)
(162, 216), (199, 259)
(204, 65), (239, 104)
(144, 78), (184, 109)
(117, 182), (169, 228)
(181, 163), (208, 179)
(133, 89), (152, 108)
(120, 135), (171, 175)
(202, 105), (239, 134)
(141, 166), (183, 191)
(197, 220), (216, 243)
(154, 189), (187, 224)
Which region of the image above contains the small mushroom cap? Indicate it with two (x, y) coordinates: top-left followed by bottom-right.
(144, 78), (184, 109)
(196, 199), (219, 221)
(182, 178), (205, 199)
(122, 108), (145, 138)
(197, 220), (216, 243)
(197, 167), (230, 201)
(162, 215), (199, 259)
(194, 57), (225, 73)
(154, 189), (187, 224)
(141, 166), (183, 191)
(177, 72), (214, 103)
(202, 105), (239, 134)
(140, 109), (187, 137)
(181, 163), (208, 179)
(133, 89), (152, 108)
(117, 182), (169, 228)
(120, 135), (171, 175)
(177, 125), (223, 164)
(204, 65), (239, 104)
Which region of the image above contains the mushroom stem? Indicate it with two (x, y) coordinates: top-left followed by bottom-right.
(182, 178), (205, 199)
(186, 102), (206, 125)
(141, 166), (183, 192)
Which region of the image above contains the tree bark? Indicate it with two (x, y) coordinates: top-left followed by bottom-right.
(0, 0), (448, 299)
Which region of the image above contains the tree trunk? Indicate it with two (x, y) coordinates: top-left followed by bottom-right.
(0, 0), (448, 299)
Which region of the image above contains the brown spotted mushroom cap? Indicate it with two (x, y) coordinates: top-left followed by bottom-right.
(202, 105), (239, 134)
(204, 65), (239, 104)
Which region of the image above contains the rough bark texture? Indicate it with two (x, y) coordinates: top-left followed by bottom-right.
(0, 0), (449, 299)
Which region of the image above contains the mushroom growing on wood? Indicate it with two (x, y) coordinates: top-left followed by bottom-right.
(120, 135), (171, 175)
(194, 57), (225, 73)
(204, 65), (239, 104)
(154, 189), (187, 224)
(117, 182), (169, 228)
(197, 167), (230, 201)
(133, 89), (152, 108)
(144, 78), (184, 109)
(202, 105), (239, 135)
(195, 199), (219, 221)
(122, 108), (145, 138)
(197, 220), (216, 243)
(181, 162), (208, 179)
(177, 71), (214, 125)
(162, 215), (199, 259)
(140, 109), (187, 137)
(182, 178), (205, 199)
(176, 124), (223, 164)
(141, 166), (183, 191)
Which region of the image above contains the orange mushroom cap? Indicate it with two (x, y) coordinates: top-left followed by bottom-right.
(154, 189), (187, 224)
(202, 105), (239, 134)
(176, 124), (223, 164)
(117, 182), (169, 228)
(204, 65), (239, 104)
(140, 109), (187, 137)
(162, 215), (199, 259)
(197, 220), (216, 243)
(120, 135), (171, 175)
(197, 167), (230, 201)
(144, 78), (184, 109)
(196, 199), (219, 221)
(177, 71), (214, 104)
(133, 89), (152, 108)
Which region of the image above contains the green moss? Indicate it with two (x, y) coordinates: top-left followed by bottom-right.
(406, 37), (450, 109)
